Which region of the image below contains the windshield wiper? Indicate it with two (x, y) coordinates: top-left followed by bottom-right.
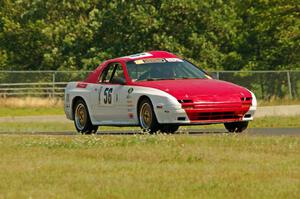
(176, 77), (200, 79)
(143, 78), (163, 81)
(178, 77), (189, 79)
(144, 78), (176, 81)
(139, 77), (196, 81)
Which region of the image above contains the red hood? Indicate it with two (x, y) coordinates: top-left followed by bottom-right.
(133, 79), (251, 102)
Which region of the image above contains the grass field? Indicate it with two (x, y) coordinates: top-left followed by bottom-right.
(0, 97), (300, 117)
(0, 97), (64, 117)
(258, 98), (300, 106)
(0, 98), (299, 198)
(0, 107), (64, 117)
(0, 97), (299, 132)
(0, 116), (299, 133)
(0, 134), (299, 198)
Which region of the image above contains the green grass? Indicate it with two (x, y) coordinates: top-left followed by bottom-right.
(0, 116), (299, 133)
(0, 107), (64, 117)
(249, 116), (300, 128)
(1, 98), (300, 117)
(0, 122), (75, 133)
(0, 135), (299, 198)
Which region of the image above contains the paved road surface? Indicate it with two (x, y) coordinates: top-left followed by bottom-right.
(0, 128), (299, 136)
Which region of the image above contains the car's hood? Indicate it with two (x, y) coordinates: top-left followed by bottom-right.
(133, 79), (252, 102)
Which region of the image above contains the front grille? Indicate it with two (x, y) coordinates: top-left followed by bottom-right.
(188, 111), (241, 121)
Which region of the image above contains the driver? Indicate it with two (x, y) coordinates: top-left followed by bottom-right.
(149, 66), (175, 79)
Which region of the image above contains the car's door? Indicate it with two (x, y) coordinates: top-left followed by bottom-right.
(92, 62), (132, 124)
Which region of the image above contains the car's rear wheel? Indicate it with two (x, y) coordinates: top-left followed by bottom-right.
(138, 98), (160, 133)
(224, 121), (248, 133)
(74, 99), (98, 134)
(159, 125), (179, 134)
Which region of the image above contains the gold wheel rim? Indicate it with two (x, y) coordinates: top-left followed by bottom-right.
(75, 103), (87, 130)
(140, 103), (152, 129)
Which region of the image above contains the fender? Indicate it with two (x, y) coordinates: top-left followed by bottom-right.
(64, 82), (94, 121)
(242, 91), (257, 121)
(128, 85), (190, 124)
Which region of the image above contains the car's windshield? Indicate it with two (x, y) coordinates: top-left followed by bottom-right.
(126, 58), (209, 81)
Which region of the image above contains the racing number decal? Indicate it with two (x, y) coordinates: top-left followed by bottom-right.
(103, 88), (113, 104)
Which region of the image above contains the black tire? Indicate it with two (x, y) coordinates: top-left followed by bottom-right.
(224, 121), (248, 133)
(73, 99), (98, 134)
(138, 98), (160, 133)
(159, 125), (179, 134)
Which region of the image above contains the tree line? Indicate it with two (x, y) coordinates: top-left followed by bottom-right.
(0, 0), (299, 71)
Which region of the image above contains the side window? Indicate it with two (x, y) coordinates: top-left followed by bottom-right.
(99, 64), (115, 83)
(98, 63), (126, 84)
(110, 64), (126, 84)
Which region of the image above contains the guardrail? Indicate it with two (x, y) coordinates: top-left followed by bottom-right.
(0, 70), (299, 100)
(0, 70), (90, 98)
(0, 82), (67, 97)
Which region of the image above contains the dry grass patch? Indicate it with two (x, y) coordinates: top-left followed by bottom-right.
(0, 97), (63, 116)
(258, 98), (300, 106)
(0, 97), (63, 108)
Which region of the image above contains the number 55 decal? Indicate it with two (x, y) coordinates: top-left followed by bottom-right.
(104, 88), (113, 104)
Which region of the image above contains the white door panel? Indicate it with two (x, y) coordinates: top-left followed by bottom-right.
(91, 84), (135, 124)
(92, 85), (114, 121)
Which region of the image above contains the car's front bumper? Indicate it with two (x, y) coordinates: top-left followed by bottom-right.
(154, 95), (257, 125)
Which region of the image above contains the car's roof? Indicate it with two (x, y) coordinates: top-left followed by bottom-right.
(105, 51), (180, 63)
(84, 51), (181, 83)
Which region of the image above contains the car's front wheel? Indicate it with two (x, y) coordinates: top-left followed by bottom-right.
(138, 98), (160, 133)
(224, 121), (248, 133)
(74, 99), (98, 134)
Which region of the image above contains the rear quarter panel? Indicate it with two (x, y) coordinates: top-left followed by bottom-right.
(64, 82), (93, 120)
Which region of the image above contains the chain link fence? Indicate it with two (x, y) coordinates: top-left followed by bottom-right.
(209, 71), (299, 100)
(0, 70), (299, 100)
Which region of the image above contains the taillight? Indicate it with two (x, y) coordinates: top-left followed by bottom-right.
(76, 82), (88, 88)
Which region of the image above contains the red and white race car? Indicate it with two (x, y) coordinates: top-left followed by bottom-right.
(64, 51), (256, 134)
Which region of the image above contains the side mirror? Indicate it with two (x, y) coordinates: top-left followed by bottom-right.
(111, 77), (126, 85)
(207, 72), (217, 79)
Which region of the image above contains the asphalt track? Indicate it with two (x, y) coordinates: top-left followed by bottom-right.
(0, 128), (299, 136)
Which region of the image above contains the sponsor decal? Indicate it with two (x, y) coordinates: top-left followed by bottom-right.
(134, 58), (166, 64)
(128, 113), (134, 119)
(124, 52), (152, 59)
(143, 58), (166, 63)
(134, 60), (144, 64)
(165, 58), (183, 62)
(76, 82), (88, 88)
(128, 88), (134, 94)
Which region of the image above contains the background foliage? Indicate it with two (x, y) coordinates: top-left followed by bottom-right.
(0, 0), (299, 71)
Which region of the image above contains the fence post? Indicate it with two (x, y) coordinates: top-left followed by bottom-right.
(287, 71), (292, 99)
(52, 72), (56, 98)
(216, 71), (220, 80)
